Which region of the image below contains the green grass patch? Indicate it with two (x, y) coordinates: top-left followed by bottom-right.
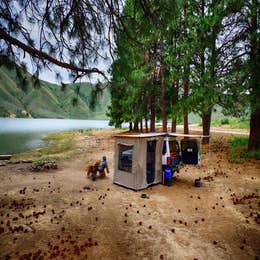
(212, 118), (249, 129)
(13, 130), (85, 161)
(13, 129), (95, 161)
(32, 156), (61, 163)
(229, 137), (260, 163)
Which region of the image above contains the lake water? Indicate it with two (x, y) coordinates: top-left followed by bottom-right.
(0, 118), (113, 154)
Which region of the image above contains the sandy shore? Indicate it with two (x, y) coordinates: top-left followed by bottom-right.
(0, 129), (259, 259)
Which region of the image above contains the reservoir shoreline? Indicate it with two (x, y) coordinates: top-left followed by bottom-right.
(0, 118), (113, 154)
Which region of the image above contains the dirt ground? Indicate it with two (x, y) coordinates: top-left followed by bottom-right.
(0, 129), (259, 260)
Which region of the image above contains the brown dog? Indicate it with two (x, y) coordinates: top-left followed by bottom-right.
(85, 160), (101, 179)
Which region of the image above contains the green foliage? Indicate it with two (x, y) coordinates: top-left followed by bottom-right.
(221, 118), (230, 125)
(41, 132), (75, 154)
(32, 157), (61, 163)
(211, 118), (249, 129)
(71, 97), (78, 106)
(230, 137), (249, 147)
(109, 0), (181, 128)
(229, 137), (260, 163)
(61, 83), (67, 91)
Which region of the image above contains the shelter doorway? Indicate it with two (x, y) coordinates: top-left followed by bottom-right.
(146, 140), (157, 184)
(180, 139), (199, 165)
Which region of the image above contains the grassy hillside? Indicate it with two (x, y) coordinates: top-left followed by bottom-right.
(0, 64), (110, 119)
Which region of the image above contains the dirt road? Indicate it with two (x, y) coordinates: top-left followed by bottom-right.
(177, 124), (249, 136)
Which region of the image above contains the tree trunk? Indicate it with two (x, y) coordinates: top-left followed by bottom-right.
(204, 1), (217, 144)
(248, 0), (260, 151)
(161, 67), (167, 132)
(171, 119), (176, 132)
(129, 122), (133, 131)
(183, 3), (189, 135)
(183, 78), (189, 135)
(202, 109), (212, 144)
(150, 94), (156, 132)
(140, 119), (143, 133)
(171, 80), (179, 133)
(133, 121), (139, 132)
(248, 108), (260, 151)
(184, 115), (189, 135)
(145, 116), (148, 132)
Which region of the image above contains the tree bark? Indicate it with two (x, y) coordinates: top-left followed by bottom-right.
(248, 0), (260, 151)
(133, 121), (139, 132)
(158, 38), (167, 132)
(150, 94), (156, 132)
(171, 81), (179, 133)
(145, 116), (148, 132)
(129, 122), (133, 131)
(171, 119), (176, 133)
(248, 108), (260, 150)
(183, 115), (189, 134)
(161, 68), (167, 132)
(202, 109), (212, 144)
(183, 78), (189, 135)
(183, 2), (189, 135)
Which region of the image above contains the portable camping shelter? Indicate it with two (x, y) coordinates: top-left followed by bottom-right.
(114, 132), (210, 190)
(113, 133), (165, 190)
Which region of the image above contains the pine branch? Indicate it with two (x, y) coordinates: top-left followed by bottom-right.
(217, 51), (249, 76)
(0, 29), (109, 81)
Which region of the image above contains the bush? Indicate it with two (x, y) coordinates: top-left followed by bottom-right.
(229, 137), (260, 163)
(221, 118), (229, 125)
(229, 118), (249, 129)
(229, 137), (249, 147)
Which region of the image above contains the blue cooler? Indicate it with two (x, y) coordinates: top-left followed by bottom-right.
(164, 167), (172, 186)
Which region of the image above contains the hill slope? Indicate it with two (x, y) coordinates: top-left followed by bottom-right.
(0, 65), (110, 119)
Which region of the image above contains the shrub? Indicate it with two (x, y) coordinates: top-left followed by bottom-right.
(229, 137), (260, 163)
(221, 118), (229, 125)
(211, 118), (249, 129)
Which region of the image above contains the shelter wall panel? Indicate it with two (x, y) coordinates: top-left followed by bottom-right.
(155, 138), (163, 183)
(113, 138), (135, 188)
